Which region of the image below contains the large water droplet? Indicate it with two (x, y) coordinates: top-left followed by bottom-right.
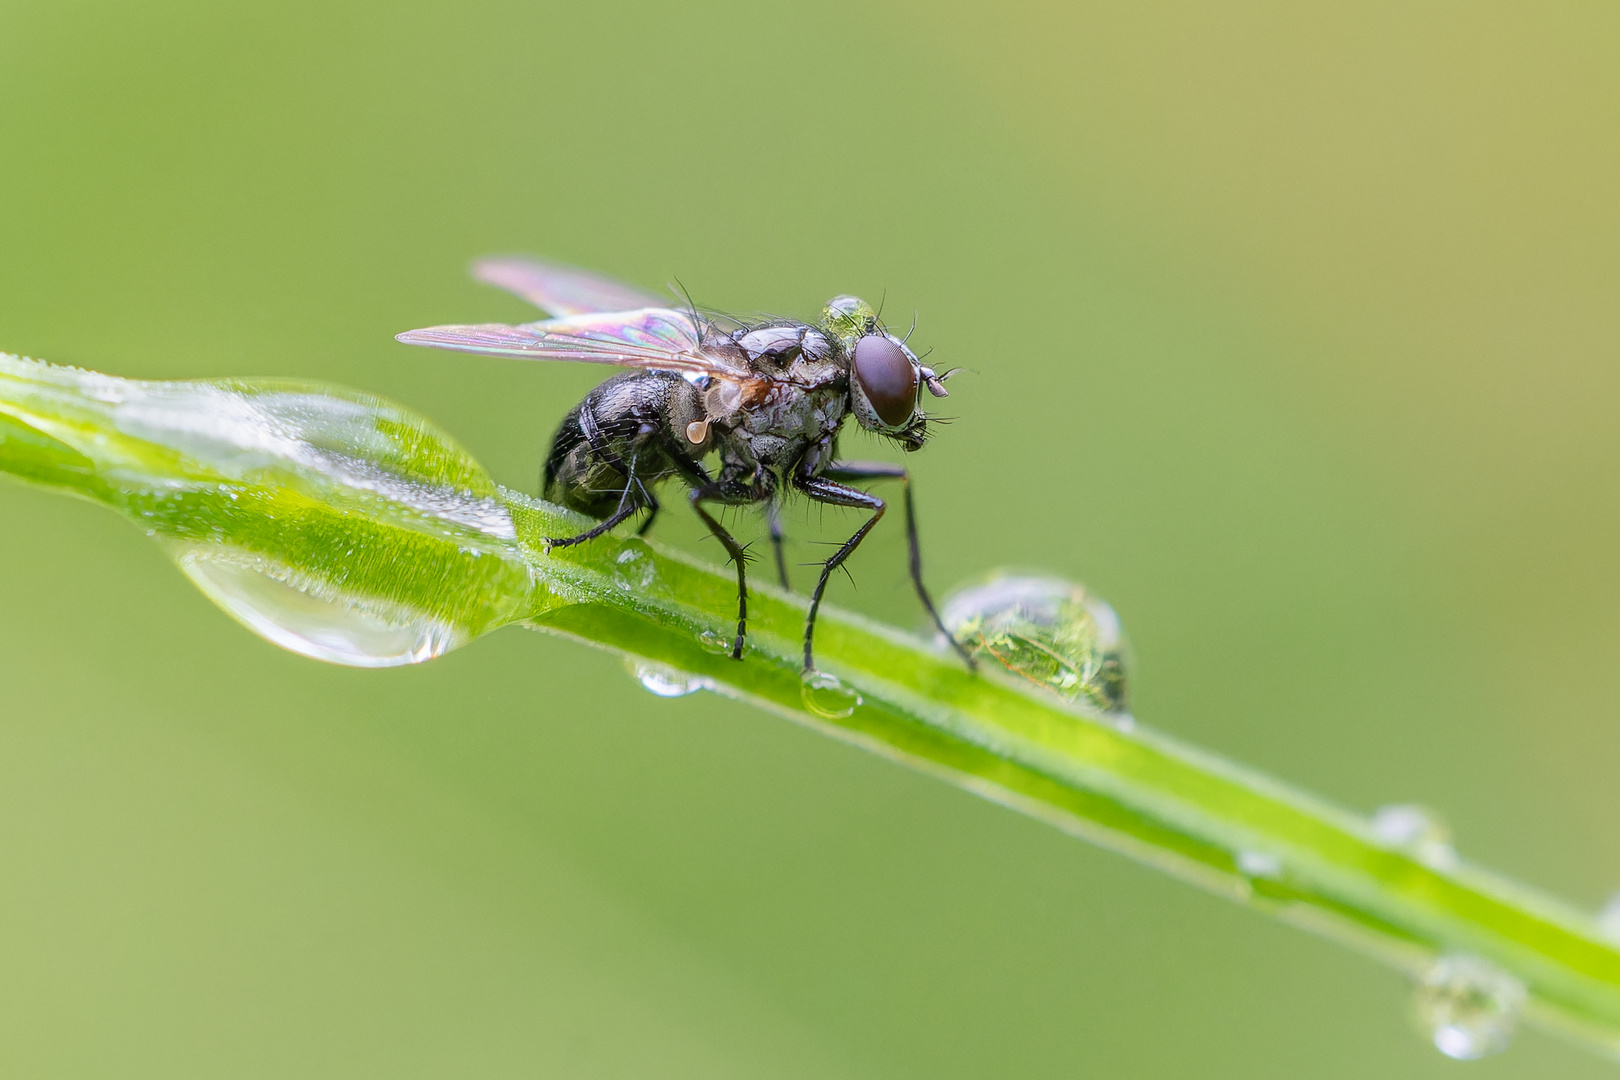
(801, 670), (861, 720)
(628, 660), (714, 698)
(174, 544), (463, 666)
(1371, 804), (1459, 869)
(1415, 955), (1525, 1060)
(941, 572), (1130, 714)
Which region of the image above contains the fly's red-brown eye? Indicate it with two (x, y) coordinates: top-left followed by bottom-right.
(852, 334), (918, 427)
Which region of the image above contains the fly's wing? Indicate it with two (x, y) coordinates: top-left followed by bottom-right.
(395, 307), (754, 386)
(473, 256), (670, 317)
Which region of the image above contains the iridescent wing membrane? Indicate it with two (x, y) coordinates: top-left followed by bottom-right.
(472, 256), (669, 318)
(396, 258), (758, 388)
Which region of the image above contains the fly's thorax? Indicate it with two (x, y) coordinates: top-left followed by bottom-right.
(728, 377), (848, 469)
(731, 323), (835, 370)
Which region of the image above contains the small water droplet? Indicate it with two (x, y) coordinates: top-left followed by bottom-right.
(1237, 849), (1284, 880)
(1415, 955), (1525, 1060)
(627, 660), (713, 698)
(612, 541), (658, 593)
(941, 572), (1130, 714)
(173, 543), (463, 667)
(1596, 891), (1620, 943)
(696, 628), (733, 655)
(801, 670), (861, 720)
(1371, 804), (1458, 869)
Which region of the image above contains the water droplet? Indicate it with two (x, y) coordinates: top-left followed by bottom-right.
(173, 544), (462, 667)
(628, 660), (713, 698)
(1415, 955), (1525, 1060)
(801, 670), (861, 720)
(1237, 849), (1284, 880)
(1371, 804), (1458, 869)
(696, 628), (734, 655)
(612, 541), (658, 593)
(941, 572), (1130, 714)
(1595, 891), (1620, 943)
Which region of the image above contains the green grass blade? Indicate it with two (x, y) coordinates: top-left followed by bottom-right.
(4, 352), (1620, 1061)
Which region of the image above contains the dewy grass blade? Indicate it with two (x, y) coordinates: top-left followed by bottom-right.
(4, 351), (1620, 1062)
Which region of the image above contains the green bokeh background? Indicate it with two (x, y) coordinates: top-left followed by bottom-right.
(2, 1), (1617, 1075)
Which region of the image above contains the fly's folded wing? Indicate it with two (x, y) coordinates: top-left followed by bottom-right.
(473, 256), (670, 317)
(395, 307), (752, 385)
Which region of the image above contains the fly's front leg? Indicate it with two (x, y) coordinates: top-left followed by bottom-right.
(689, 480), (766, 659)
(822, 461), (977, 670)
(793, 476), (887, 673)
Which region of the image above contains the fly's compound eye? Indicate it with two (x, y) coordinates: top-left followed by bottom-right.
(852, 333), (918, 428)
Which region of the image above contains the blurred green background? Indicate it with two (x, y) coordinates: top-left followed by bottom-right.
(1, 1), (1617, 1075)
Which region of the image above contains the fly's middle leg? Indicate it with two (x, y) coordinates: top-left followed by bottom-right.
(688, 480), (768, 659)
(766, 499), (790, 590)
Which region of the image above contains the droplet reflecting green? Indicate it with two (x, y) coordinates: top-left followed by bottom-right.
(801, 670), (860, 719)
(1415, 955), (1524, 1060)
(941, 572), (1130, 714)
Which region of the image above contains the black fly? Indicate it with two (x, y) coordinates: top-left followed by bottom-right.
(397, 256), (974, 674)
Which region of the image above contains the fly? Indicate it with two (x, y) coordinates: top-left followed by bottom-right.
(396, 256), (975, 674)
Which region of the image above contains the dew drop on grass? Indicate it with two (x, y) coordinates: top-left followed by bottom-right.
(1415, 955), (1525, 1060)
(1371, 804), (1459, 869)
(1236, 849), (1284, 880)
(941, 572), (1130, 714)
(1597, 892), (1620, 943)
(173, 544), (464, 667)
(801, 670), (860, 720)
(696, 628), (734, 655)
(612, 541), (658, 593)
(627, 660), (713, 698)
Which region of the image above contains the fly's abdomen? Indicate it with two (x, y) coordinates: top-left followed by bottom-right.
(542, 372), (706, 519)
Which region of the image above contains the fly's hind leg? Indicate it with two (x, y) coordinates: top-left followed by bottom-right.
(544, 500), (641, 548)
(820, 461), (977, 671)
(546, 452), (646, 549)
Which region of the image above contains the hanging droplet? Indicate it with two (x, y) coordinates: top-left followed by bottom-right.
(0, 358), (536, 668)
(611, 540), (659, 593)
(801, 670), (861, 720)
(1415, 955), (1525, 1060)
(627, 659), (713, 698)
(1371, 804), (1459, 869)
(940, 572), (1130, 714)
(174, 543), (465, 667)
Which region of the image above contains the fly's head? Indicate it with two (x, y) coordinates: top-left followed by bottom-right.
(821, 295), (952, 452)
